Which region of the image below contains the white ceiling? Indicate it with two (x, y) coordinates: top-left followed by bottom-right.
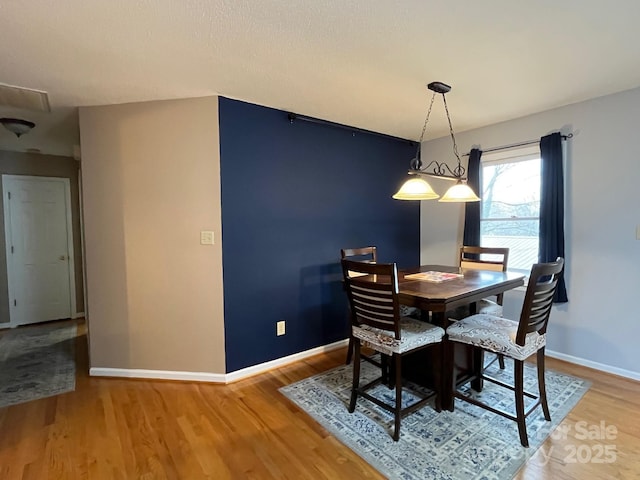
(2, 1), (640, 157)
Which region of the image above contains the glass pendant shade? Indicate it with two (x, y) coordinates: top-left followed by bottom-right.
(438, 181), (481, 202)
(393, 81), (481, 203)
(392, 177), (440, 200)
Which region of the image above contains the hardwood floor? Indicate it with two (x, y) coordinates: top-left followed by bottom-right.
(0, 319), (638, 479)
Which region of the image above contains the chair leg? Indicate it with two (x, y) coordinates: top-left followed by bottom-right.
(349, 341), (361, 413)
(393, 354), (402, 441)
(381, 354), (391, 388)
(345, 335), (354, 365)
(498, 353), (506, 370)
(537, 347), (551, 421)
(514, 359), (529, 447)
(471, 347), (484, 392)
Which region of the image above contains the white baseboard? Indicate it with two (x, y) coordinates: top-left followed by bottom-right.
(546, 349), (640, 382)
(0, 314), (85, 329)
(89, 367), (227, 383)
(224, 339), (349, 383)
(90, 338), (349, 384)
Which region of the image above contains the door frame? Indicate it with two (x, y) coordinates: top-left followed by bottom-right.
(2, 174), (78, 328)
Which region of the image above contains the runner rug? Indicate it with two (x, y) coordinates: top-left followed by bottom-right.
(0, 322), (76, 409)
(280, 358), (590, 479)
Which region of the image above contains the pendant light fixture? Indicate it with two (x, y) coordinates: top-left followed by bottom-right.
(393, 82), (480, 202)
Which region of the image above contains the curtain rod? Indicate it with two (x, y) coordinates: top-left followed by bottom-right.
(462, 133), (573, 157)
(287, 112), (416, 145)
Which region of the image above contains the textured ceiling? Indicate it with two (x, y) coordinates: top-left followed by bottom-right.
(1, 1), (640, 157)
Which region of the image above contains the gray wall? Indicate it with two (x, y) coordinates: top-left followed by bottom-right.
(0, 150), (84, 324)
(419, 86), (640, 379)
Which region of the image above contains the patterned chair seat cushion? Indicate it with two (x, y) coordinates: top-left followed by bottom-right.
(446, 314), (546, 361)
(445, 299), (502, 321)
(352, 318), (444, 356)
(399, 305), (420, 318)
(477, 298), (503, 317)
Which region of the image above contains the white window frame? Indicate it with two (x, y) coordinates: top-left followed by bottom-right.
(480, 145), (541, 275)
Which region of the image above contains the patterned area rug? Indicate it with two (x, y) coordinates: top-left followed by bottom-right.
(0, 322), (77, 408)
(280, 358), (590, 480)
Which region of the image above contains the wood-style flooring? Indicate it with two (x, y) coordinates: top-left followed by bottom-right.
(0, 319), (638, 479)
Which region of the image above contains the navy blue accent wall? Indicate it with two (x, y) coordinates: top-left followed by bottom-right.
(219, 97), (419, 372)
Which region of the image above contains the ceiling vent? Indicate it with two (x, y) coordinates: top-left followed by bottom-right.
(0, 83), (51, 112)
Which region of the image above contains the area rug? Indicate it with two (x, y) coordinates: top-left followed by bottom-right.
(280, 358), (590, 480)
(0, 322), (77, 408)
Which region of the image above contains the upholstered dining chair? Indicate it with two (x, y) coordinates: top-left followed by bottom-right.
(446, 257), (564, 447)
(341, 258), (445, 441)
(341, 246), (377, 263)
(460, 246), (510, 315)
(341, 246), (378, 366)
(459, 245), (510, 369)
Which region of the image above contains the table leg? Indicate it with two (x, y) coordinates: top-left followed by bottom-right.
(432, 311), (454, 410)
(431, 311), (447, 329)
(409, 309), (480, 411)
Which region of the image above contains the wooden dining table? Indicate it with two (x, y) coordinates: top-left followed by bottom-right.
(398, 264), (524, 328)
(397, 265), (525, 410)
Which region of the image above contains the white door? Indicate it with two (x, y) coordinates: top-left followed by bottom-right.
(3, 175), (75, 326)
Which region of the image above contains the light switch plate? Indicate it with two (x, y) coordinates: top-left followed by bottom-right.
(637, 225), (640, 240)
(200, 230), (214, 245)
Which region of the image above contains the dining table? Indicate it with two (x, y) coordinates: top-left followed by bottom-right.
(396, 264), (525, 410)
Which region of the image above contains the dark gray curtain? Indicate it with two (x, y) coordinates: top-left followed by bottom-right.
(462, 148), (482, 247)
(539, 132), (568, 302)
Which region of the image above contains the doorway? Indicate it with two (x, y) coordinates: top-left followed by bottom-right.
(2, 175), (77, 327)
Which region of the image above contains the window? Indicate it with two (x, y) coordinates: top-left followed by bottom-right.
(480, 146), (541, 274)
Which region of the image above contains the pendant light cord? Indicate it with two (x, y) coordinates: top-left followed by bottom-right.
(441, 93), (464, 178)
(418, 92), (437, 144)
(411, 92), (437, 169)
(410, 92), (437, 170)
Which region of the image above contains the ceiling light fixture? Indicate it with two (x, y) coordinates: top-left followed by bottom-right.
(0, 117), (36, 137)
(393, 82), (480, 202)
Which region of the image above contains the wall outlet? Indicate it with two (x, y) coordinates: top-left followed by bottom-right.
(276, 320), (286, 336)
(200, 230), (214, 245)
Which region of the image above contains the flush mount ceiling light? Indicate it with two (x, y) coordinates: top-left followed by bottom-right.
(0, 118), (36, 137)
(393, 82), (480, 202)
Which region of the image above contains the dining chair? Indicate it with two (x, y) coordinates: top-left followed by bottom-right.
(341, 246), (377, 263)
(446, 257), (565, 447)
(460, 246), (510, 315)
(341, 246), (378, 367)
(341, 246), (421, 367)
(459, 245), (510, 369)
(341, 258), (445, 441)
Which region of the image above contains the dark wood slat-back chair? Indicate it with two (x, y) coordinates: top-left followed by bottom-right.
(341, 247), (378, 367)
(341, 246), (377, 262)
(459, 246), (510, 369)
(446, 257), (564, 447)
(342, 259), (445, 441)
